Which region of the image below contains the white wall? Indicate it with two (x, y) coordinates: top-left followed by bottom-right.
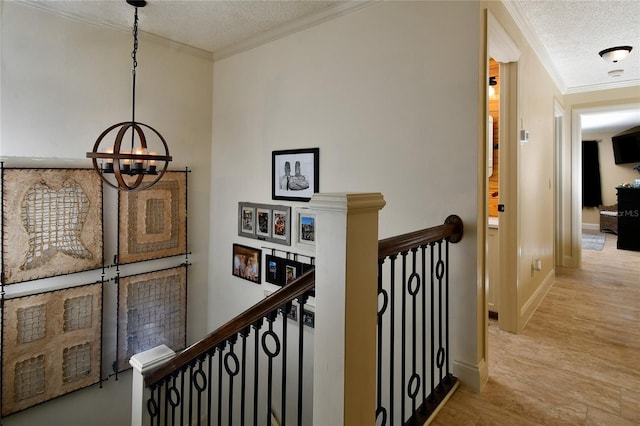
(1, 2), (212, 424)
(211, 0), (481, 384)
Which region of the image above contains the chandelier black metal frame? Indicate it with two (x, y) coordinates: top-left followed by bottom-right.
(87, 0), (172, 192)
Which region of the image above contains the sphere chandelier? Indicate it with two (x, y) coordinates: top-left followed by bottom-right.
(87, 0), (172, 192)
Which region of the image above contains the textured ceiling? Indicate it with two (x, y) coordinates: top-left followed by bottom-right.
(12, 0), (640, 131)
(15, 0), (354, 57)
(514, 0), (640, 94)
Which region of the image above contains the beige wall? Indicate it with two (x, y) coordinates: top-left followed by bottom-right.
(211, 0), (483, 386)
(484, 1), (560, 331)
(0, 3), (213, 425)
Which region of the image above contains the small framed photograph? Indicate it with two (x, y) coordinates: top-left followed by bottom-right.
(285, 303), (298, 322)
(272, 148), (319, 202)
(297, 209), (316, 247)
(239, 205), (256, 236)
(265, 254), (284, 285)
(238, 202), (291, 246)
(272, 209), (289, 242)
(232, 244), (262, 284)
(256, 208), (271, 238)
(302, 309), (315, 328)
(284, 259), (305, 285)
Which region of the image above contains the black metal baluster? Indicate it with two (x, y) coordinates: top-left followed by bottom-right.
(389, 255), (396, 425)
(195, 359), (208, 426)
(297, 293), (309, 426)
(217, 344), (225, 426)
(207, 351), (213, 426)
(240, 328), (249, 426)
(188, 364), (195, 426)
(226, 336), (240, 426)
(376, 258), (388, 425)
(401, 251), (408, 423)
(148, 386), (160, 426)
(421, 245), (427, 407)
(436, 240), (444, 387)
(429, 242), (435, 400)
(281, 303), (289, 426)
(253, 319), (263, 426)
(180, 368), (186, 426)
(168, 376), (178, 426)
(165, 379), (170, 426)
(408, 248), (420, 422)
(263, 312), (280, 426)
(445, 240), (451, 381)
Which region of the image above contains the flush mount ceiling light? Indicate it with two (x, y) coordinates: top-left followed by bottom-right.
(87, 0), (172, 192)
(598, 46), (633, 63)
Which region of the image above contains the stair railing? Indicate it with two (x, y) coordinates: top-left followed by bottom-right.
(376, 215), (463, 425)
(142, 268), (316, 426)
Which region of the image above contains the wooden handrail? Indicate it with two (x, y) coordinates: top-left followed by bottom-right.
(144, 267), (316, 387)
(378, 215), (463, 259)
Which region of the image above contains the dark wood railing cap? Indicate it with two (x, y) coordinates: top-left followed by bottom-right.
(378, 214), (463, 259)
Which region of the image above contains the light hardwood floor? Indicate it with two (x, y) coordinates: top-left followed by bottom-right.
(432, 233), (640, 425)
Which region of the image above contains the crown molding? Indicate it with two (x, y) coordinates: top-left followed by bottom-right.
(213, 1), (380, 62)
(12, 0), (213, 60)
(564, 78), (640, 95)
(502, 0), (566, 92)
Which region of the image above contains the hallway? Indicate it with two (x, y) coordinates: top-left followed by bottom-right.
(432, 234), (640, 425)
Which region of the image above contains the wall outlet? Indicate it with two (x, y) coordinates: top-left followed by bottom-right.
(534, 259), (542, 271)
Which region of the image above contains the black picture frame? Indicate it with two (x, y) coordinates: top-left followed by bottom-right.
(302, 309), (315, 328)
(265, 254), (284, 285)
(284, 258), (306, 285)
(272, 148), (319, 201)
(232, 244), (262, 284)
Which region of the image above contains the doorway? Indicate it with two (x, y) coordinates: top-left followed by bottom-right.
(566, 103), (640, 267)
(486, 12), (520, 334)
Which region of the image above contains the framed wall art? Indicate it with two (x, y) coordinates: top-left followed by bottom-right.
(297, 209), (316, 247)
(116, 266), (187, 372)
(265, 254), (284, 285)
(237, 202), (291, 245)
(272, 148), (319, 202)
(1, 168), (103, 284)
(302, 309), (315, 328)
(1, 283), (102, 416)
(233, 244), (262, 284)
(240, 204), (256, 236)
(118, 171), (187, 264)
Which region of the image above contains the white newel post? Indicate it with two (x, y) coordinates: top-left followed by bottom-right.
(310, 193), (386, 426)
(130, 344), (176, 426)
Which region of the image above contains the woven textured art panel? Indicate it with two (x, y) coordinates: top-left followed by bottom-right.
(118, 171), (186, 264)
(2, 168), (103, 284)
(2, 283), (102, 416)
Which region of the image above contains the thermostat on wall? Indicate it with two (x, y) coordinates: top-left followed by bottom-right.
(520, 130), (530, 143)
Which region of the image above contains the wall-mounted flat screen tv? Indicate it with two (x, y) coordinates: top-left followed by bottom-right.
(612, 128), (640, 165)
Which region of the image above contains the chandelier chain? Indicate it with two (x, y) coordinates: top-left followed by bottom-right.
(130, 6), (139, 150)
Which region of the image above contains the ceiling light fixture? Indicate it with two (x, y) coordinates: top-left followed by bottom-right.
(598, 46), (633, 63)
(87, 0), (172, 192)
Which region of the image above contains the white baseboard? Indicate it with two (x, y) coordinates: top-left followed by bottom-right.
(520, 269), (555, 329)
(582, 223), (599, 231)
(452, 358), (487, 392)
